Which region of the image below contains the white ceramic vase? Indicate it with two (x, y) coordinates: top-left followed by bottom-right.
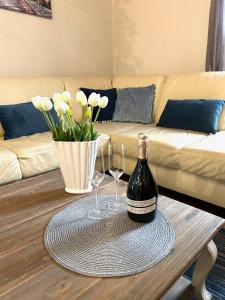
(54, 139), (98, 194)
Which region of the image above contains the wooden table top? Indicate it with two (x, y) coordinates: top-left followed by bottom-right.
(0, 170), (224, 300)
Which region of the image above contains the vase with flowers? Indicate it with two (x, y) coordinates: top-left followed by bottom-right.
(32, 90), (108, 194)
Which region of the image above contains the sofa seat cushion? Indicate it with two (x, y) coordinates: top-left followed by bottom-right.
(0, 132), (59, 178)
(111, 125), (206, 169)
(94, 122), (146, 136)
(0, 146), (22, 184)
(0, 132), (110, 178)
(179, 132), (225, 181)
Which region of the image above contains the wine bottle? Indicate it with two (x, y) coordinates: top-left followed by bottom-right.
(127, 133), (158, 223)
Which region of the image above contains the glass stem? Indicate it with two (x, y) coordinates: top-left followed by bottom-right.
(115, 179), (119, 203)
(95, 184), (99, 210)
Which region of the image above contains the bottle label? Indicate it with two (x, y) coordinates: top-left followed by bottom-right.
(127, 198), (156, 214)
(127, 198), (155, 207)
(127, 204), (156, 214)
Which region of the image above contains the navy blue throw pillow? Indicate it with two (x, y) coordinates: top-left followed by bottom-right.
(0, 101), (58, 140)
(80, 87), (117, 122)
(157, 99), (225, 134)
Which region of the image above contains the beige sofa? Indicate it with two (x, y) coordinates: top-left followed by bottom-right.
(0, 72), (225, 209)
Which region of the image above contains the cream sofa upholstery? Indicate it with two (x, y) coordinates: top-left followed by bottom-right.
(0, 146), (22, 184)
(0, 132), (59, 178)
(0, 73), (225, 209)
(110, 125), (206, 169)
(179, 131), (225, 181)
(0, 131), (110, 179)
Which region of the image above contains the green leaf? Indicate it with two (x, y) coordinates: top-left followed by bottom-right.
(84, 131), (92, 141)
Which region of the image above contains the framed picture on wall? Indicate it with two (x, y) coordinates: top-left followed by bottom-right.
(0, 0), (52, 18)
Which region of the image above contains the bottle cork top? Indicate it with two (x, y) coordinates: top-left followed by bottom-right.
(137, 133), (148, 145)
(137, 133), (148, 159)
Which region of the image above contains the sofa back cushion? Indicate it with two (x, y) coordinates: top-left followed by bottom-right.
(0, 77), (64, 137)
(112, 75), (166, 121)
(80, 87), (117, 122)
(64, 77), (112, 122)
(113, 85), (156, 124)
(157, 99), (225, 134)
(0, 101), (58, 140)
(156, 72), (225, 130)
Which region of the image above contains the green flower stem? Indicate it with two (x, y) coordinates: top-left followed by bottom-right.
(90, 106), (93, 123)
(93, 107), (101, 123)
(67, 111), (81, 129)
(42, 111), (54, 132)
(64, 113), (71, 128)
(39, 102), (101, 142)
(74, 120), (81, 128)
(58, 119), (64, 141)
(65, 113), (76, 130)
(48, 112), (59, 140)
(44, 112), (60, 140)
(65, 113), (79, 141)
(82, 107), (85, 122)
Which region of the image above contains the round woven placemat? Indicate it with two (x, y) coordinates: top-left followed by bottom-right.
(44, 195), (175, 277)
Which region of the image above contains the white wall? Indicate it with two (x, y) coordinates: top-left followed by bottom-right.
(0, 0), (113, 76)
(0, 0), (211, 77)
(113, 0), (211, 76)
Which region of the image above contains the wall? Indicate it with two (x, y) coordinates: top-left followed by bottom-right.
(0, 0), (113, 76)
(0, 0), (211, 77)
(113, 0), (211, 76)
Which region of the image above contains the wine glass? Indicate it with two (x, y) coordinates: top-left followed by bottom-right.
(87, 147), (106, 220)
(108, 143), (125, 211)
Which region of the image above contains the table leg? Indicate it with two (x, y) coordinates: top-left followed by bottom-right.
(192, 240), (217, 300)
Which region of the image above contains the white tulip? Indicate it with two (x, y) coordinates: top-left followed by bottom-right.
(32, 96), (52, 111)
(98, 96), (108, 108)
(61, 91), (71, 103)
(53, 93), (63, 104)
(54, 100), (69, 116)
(40, 97), (53, 111)
(88, 92), (100, 107)
(80, 95), (88, 106)
(76, 90), (87, 106)
(32, 96), (43, 110)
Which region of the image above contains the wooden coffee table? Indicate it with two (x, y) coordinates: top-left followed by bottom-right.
(0, 170), (224, 300)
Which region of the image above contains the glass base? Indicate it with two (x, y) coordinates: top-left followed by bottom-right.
(108, 201), (125, 212)
(87, 208), (107, 220)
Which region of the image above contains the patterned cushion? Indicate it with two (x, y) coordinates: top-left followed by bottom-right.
(113, 85), (156, 124)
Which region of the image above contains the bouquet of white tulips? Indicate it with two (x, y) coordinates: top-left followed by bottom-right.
(32, 90), (108, 142)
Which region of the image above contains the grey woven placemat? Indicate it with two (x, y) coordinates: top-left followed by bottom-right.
(44, 195), (175, 277)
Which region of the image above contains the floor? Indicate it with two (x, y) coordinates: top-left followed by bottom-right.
(185, 228), (225, 300)
(121, 173), (225, 299)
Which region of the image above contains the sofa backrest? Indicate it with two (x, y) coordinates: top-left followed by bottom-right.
(0, 77), (64, 103)
(112, 75), (166, 121)
(1, 72), (225, 138)
(0, 76), (112, 137)
(0, 77), (65, 137)
(63, 77), (112, 121)
(156, 72), (225, 130)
